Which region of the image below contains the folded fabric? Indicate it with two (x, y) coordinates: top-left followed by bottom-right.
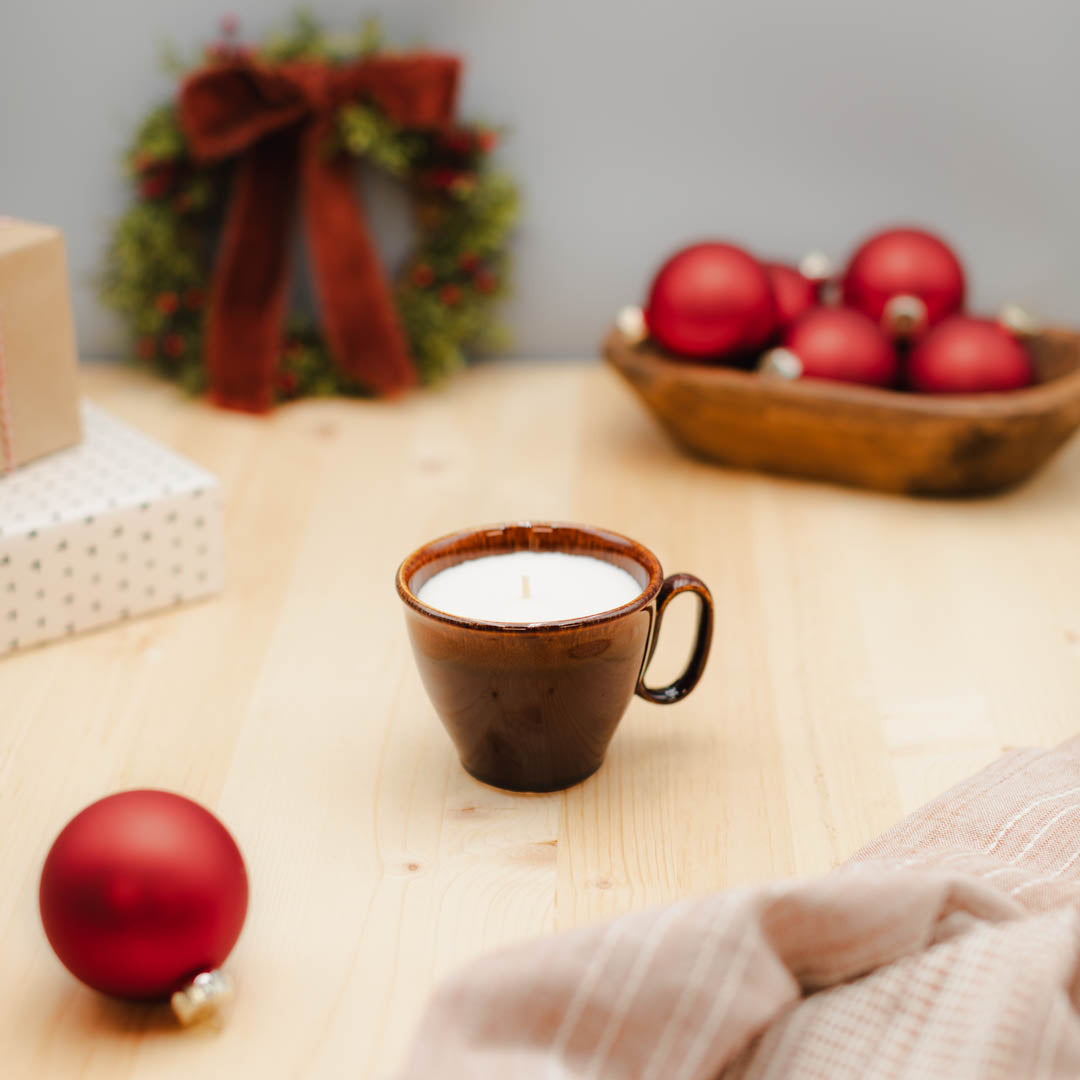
(397, 739), (1080, 1079)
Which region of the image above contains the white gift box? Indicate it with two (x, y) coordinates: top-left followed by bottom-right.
(0, 403), (224, 655)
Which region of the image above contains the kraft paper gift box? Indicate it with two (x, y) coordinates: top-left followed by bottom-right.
(0, 403), (224, 655)
(0, 219), (82, 471)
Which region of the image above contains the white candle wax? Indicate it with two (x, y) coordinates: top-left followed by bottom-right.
(416, 551), (643, 623)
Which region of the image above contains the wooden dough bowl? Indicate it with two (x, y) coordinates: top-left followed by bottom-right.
(603, 326), (1080, 496)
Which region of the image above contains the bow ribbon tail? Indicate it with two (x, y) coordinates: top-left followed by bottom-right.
(301, 118), (417, 395)
(204, 129), (301, 413)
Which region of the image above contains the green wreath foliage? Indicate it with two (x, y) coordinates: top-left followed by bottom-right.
(101, 15), (518, 401)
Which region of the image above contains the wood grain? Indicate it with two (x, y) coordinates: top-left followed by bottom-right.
(4, 358), (1080, 1077)
(605, 326), (1080, 494)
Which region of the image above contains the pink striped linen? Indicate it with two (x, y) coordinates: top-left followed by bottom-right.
(398, 739), (1080, 1079)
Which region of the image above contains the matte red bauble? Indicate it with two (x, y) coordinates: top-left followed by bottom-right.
(645, 242), (777, 359)
(39, 790), (248, 1001)
(842, 227), (965, 334)
(779, 307), (899, 387)
(908, 317), (1033, 393)
(766, 263), (818, 332)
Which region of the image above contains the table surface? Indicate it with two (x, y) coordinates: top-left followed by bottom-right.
(5, 359), (1080, 1078)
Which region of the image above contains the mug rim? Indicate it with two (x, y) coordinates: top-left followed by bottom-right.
(395, 521), (664, 633)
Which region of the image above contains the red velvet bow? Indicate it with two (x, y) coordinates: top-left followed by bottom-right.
(178, 54), (461, 412)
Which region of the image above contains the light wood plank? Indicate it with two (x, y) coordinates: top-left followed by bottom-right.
(4, 358), (1080, 1076)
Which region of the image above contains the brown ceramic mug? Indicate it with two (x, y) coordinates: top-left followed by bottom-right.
(396, 522), (714, 792)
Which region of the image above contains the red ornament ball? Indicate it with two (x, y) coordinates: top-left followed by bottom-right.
(765, 262), (819, 332)
(645, 242), (777, 359)
(908, 316), (1033, 394)
(842, 227), (966, 332)
(39, 790), (249, 1000)
(782, 307), (899, 387)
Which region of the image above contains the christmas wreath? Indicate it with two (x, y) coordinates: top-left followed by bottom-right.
(102, 16), (518, 412)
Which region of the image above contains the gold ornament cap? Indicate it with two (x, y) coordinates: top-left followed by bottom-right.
(758, 348), (803, 379)
(999, 303), (1040, 339)
(882, 294), (928, 339)
(615, 305), (647, 345)
(171, 969), (235, 1027)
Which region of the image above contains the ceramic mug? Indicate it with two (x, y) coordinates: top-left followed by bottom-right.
(396, 522), (714, 792)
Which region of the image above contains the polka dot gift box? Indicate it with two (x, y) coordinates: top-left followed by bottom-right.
(0, 403), (223, 655)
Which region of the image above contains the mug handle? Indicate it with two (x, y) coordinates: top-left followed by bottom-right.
(636, 574), (714, 705)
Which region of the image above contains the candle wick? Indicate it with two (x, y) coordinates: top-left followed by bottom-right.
(521, 574), (531, 600)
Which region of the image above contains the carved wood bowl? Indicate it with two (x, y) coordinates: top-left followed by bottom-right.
(603, 326), (1080, 496)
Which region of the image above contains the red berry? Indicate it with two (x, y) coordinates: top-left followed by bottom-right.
(136, 337), (156, 361)
(276, 370), (299, 396)
(132, 151), (155, 173)
(139, 171), (172, 200)
(474, 269), (497, 295)
(477, 130), (498, 153)
(449, 175), (477, 197)
(411, 264), (435, 288)
(442, 130), (474, 155)
(458, 251), (480, 273)
(183, 287), (205, 311)
(440, 284), (463, 306)
(426, 168), (459, 190)
(154, 292), (179, 315)
(162, 333), (186, 358)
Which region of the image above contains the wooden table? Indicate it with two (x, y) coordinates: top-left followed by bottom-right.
(6, 359), (1080, 1077)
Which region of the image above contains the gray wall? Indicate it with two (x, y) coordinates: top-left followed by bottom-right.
(2, 0), (1078, 359)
